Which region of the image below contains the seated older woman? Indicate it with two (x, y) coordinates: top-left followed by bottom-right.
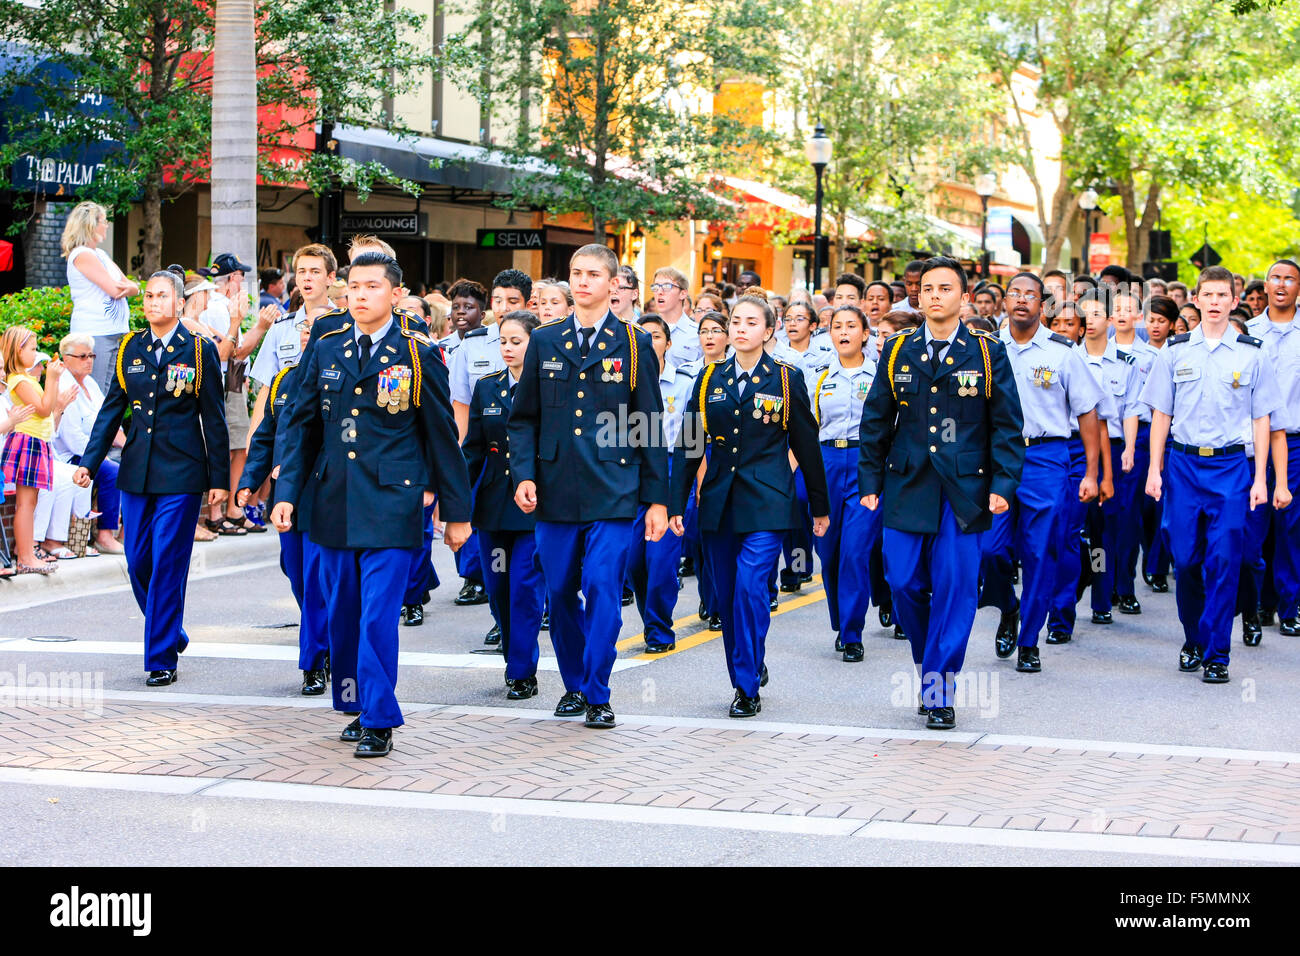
(51, 332), (125, 554)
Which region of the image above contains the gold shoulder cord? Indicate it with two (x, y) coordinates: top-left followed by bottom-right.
(781, 365), (790, 430)
(626, 322), (638, 390)
(886, 333), (908, 402)
(978, 337), (992, 398)
(195, 336), (203, 395)
(408, 339), (423, 408)
(697, 362), (716, 436)
(813, 367), (832, 425)
(269, 365), (293, 415)
(115, 330), (139, 390)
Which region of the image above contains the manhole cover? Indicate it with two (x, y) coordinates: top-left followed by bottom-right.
(27, 636), (77, 643)
(250, 623), (299, 629)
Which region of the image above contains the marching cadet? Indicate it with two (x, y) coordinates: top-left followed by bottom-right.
(1080, 292), (1143, 625)
(1111, 291), (1160, 607)
(626, 314), (695, 652)
(858, 257), (1024, 730)
(1248, 259), (1300, 635)
(683, 310), (730, 632)
(237, 306), (330, 694)
(671, 294), (829, 717)
(808, 305), (881, 662)
(1140, 297), (1177, 593)
(648, 267), (702, 369)
(463, 310), (547, 699)
(73, 271), (229, 685)
(507, 243), (669, 730)
(979, 273), (1101, 674)
(1140, 265), (1289, 684)
(270, 252), (472, 756)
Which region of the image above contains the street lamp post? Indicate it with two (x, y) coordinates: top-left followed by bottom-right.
(709, 235), (724, 284)
(1079, 187), (1099, 277)
(975, 172), (996, 280)
(805, 122), (832, 292)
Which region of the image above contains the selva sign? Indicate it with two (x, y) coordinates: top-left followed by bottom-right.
(477, 229), (543, 249)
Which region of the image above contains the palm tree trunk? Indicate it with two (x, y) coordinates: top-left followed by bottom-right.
(211, 0), (258, 285)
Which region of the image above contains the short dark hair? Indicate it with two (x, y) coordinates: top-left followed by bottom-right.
(1009, 271), (1045, 295)
(974, 289), (995, 302)
(882, 308), (921, 330)
(965, 316), (997, 333)
(260, 267), (284, 286)
(1044, 269), (1068, 282)
(1074, 275), (1098, 291)
(1269, 259), (1300, 279)
(833, 273), (866, 297)
(1196, 265), (1235, 293)
(498, 309), (540, 335)
(738, 270), (761, 285)
(865, 280), (893, 300)
(890, 281), (906, 293)
(350, 251), (402, 287)
(447, 278), (487, 305)
(491, 268), (533, 302)
(638, 314), (671, 339)
(1147, 295), (1179, 325)
(785, 300), (817, 325)
(698, 310), (728, 333)
(400, 296), (431, 318)
(903, 260), (925, 276)
(920, 256), (968, 292)
(1244, 279), (1266, 297)
(1099, 264), (1130, 284)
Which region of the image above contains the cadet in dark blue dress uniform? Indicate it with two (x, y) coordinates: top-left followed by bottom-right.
(237, 307), (329, 695)
(682, 310), (730, 631)
(858, 258), (1024, 730)
(271, 253), (472, 757)
(75, 271), (229, 685)
(671, 295), (829, 718)
(463, 310), (547, 699)
(507, 244), (669, 730)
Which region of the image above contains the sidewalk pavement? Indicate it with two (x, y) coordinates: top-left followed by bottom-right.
(1, 529), (282, 606)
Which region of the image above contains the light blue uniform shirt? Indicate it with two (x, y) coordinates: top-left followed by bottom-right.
(809, 357), (876, 442)
(664, 314), (703, 370)
(449, 323), (505, 405)
(250, 306), (304, 387)
(772, 338), (835, 381)
(1248, 310), (1300, 433)
(658, 361), (696, 450)
(1082, 341), (1143, 440)
(1139, 326), (1284, 448)
(1113, 336), (1158, 423)
(999, 324), (1101, 439)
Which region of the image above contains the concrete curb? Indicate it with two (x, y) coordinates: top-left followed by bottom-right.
(1, 530), (283, 608)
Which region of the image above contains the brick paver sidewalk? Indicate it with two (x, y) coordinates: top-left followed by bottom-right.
(3, 700), (1298, 844)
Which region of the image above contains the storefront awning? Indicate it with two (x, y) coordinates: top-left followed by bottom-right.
(721, 176), (872, 240)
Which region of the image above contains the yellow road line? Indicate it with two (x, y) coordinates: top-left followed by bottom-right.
(617, 575), (828, 660)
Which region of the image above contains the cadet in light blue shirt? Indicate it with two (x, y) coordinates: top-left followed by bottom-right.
(981, 277), (1101, 671)
(1141, 267), (1288, 684)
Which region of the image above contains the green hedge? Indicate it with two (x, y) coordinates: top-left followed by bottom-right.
(0, 285), (146, 348)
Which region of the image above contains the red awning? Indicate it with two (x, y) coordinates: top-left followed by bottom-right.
(0, 239), (13, 272)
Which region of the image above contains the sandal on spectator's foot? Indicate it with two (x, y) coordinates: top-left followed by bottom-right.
(18, 563), (57, 575)
(194, 525), (220, 542)
(82, 547), (101, 558)
(0, 566), (15, 580)
(47, 547), (78, 560)
(209, 518), (247, 536)
(95, 538), (125, 554)
(33, 546), (55, 561)
(227, 515), (266, 533)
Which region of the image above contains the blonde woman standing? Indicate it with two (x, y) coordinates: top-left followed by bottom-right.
(62, 202), (138, 395)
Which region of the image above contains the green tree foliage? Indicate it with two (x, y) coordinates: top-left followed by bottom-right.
(0, 0), (437, 275)
(445, 0), (788, 242)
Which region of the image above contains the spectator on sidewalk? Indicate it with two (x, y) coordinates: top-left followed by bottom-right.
(51, 332), (125, 554)
(0, 397), (35, 578)
(259, 268), (288, 312)
(62, 201), (139, 396)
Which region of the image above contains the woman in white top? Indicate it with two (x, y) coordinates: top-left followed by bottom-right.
(62, 201), (138, 396)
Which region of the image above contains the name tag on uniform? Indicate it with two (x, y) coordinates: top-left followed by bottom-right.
(541, 361), (564, 371)
(484, 406), (503, 416)
(321, 368), (342, 381)
(277, 340), (298, 356)
(127, 364), (145, 374)
(820, 381), (838, 391)
(893, 373), (913, 383)
(1174, 365), (1198, 381)
(707, 392), (727, 403)
(472, 359), (491, 369)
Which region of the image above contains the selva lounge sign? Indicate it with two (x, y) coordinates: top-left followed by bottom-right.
(477, 228), (543, 249)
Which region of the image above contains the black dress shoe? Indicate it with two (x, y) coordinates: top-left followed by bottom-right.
(301, 668), (327, 696)
(554, 691), (587, 717)
(698, 600), (709, 621)
(483, 623), (502, 645)
(339, 717), (364, 742)
(644, 641), (675, 654)
(878, 606), (893, 629)
(708, 614), (722, 631)
(584, 703), (617, 728)
(760, 664), (769, 688)
(1016, 647), (1041, 673)
(354, 727), (393, 757)
(994, 609), (1018, 659)
(400, 603), (424, 626)
(728, 690), (761, 718)
(540, 612), (549, 631)
(1045, 629), (1071, 644)
(1148, 574), (1169, 593)
(679, 556), (695, 577)
(834, 634), (844, 652)
(1243, 614), (1262, 646)
(454, 581), (489, 606)
(917, 693), (927, 716)
(842, 643), (864, 663)
(506, 676), (538, 700)
(1280, 618), (1300, 636)
(145, 669), (177, 686)
(323, 652), (331, 682)
(926, 707), (956, 730)
(1116, 595), (1141, 615)
(622, 587), (635, 607)
(1260, 609), (1276, 626)
(800, 572), (814, 583)
(893, 625), (906, 640)
(1202, 662), (1230, 684)
(1179, 647), (1204, 672)
(1091, 610), (1113, 625)
(779, 580), (801, 593)
(769, 596), (779, 611)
